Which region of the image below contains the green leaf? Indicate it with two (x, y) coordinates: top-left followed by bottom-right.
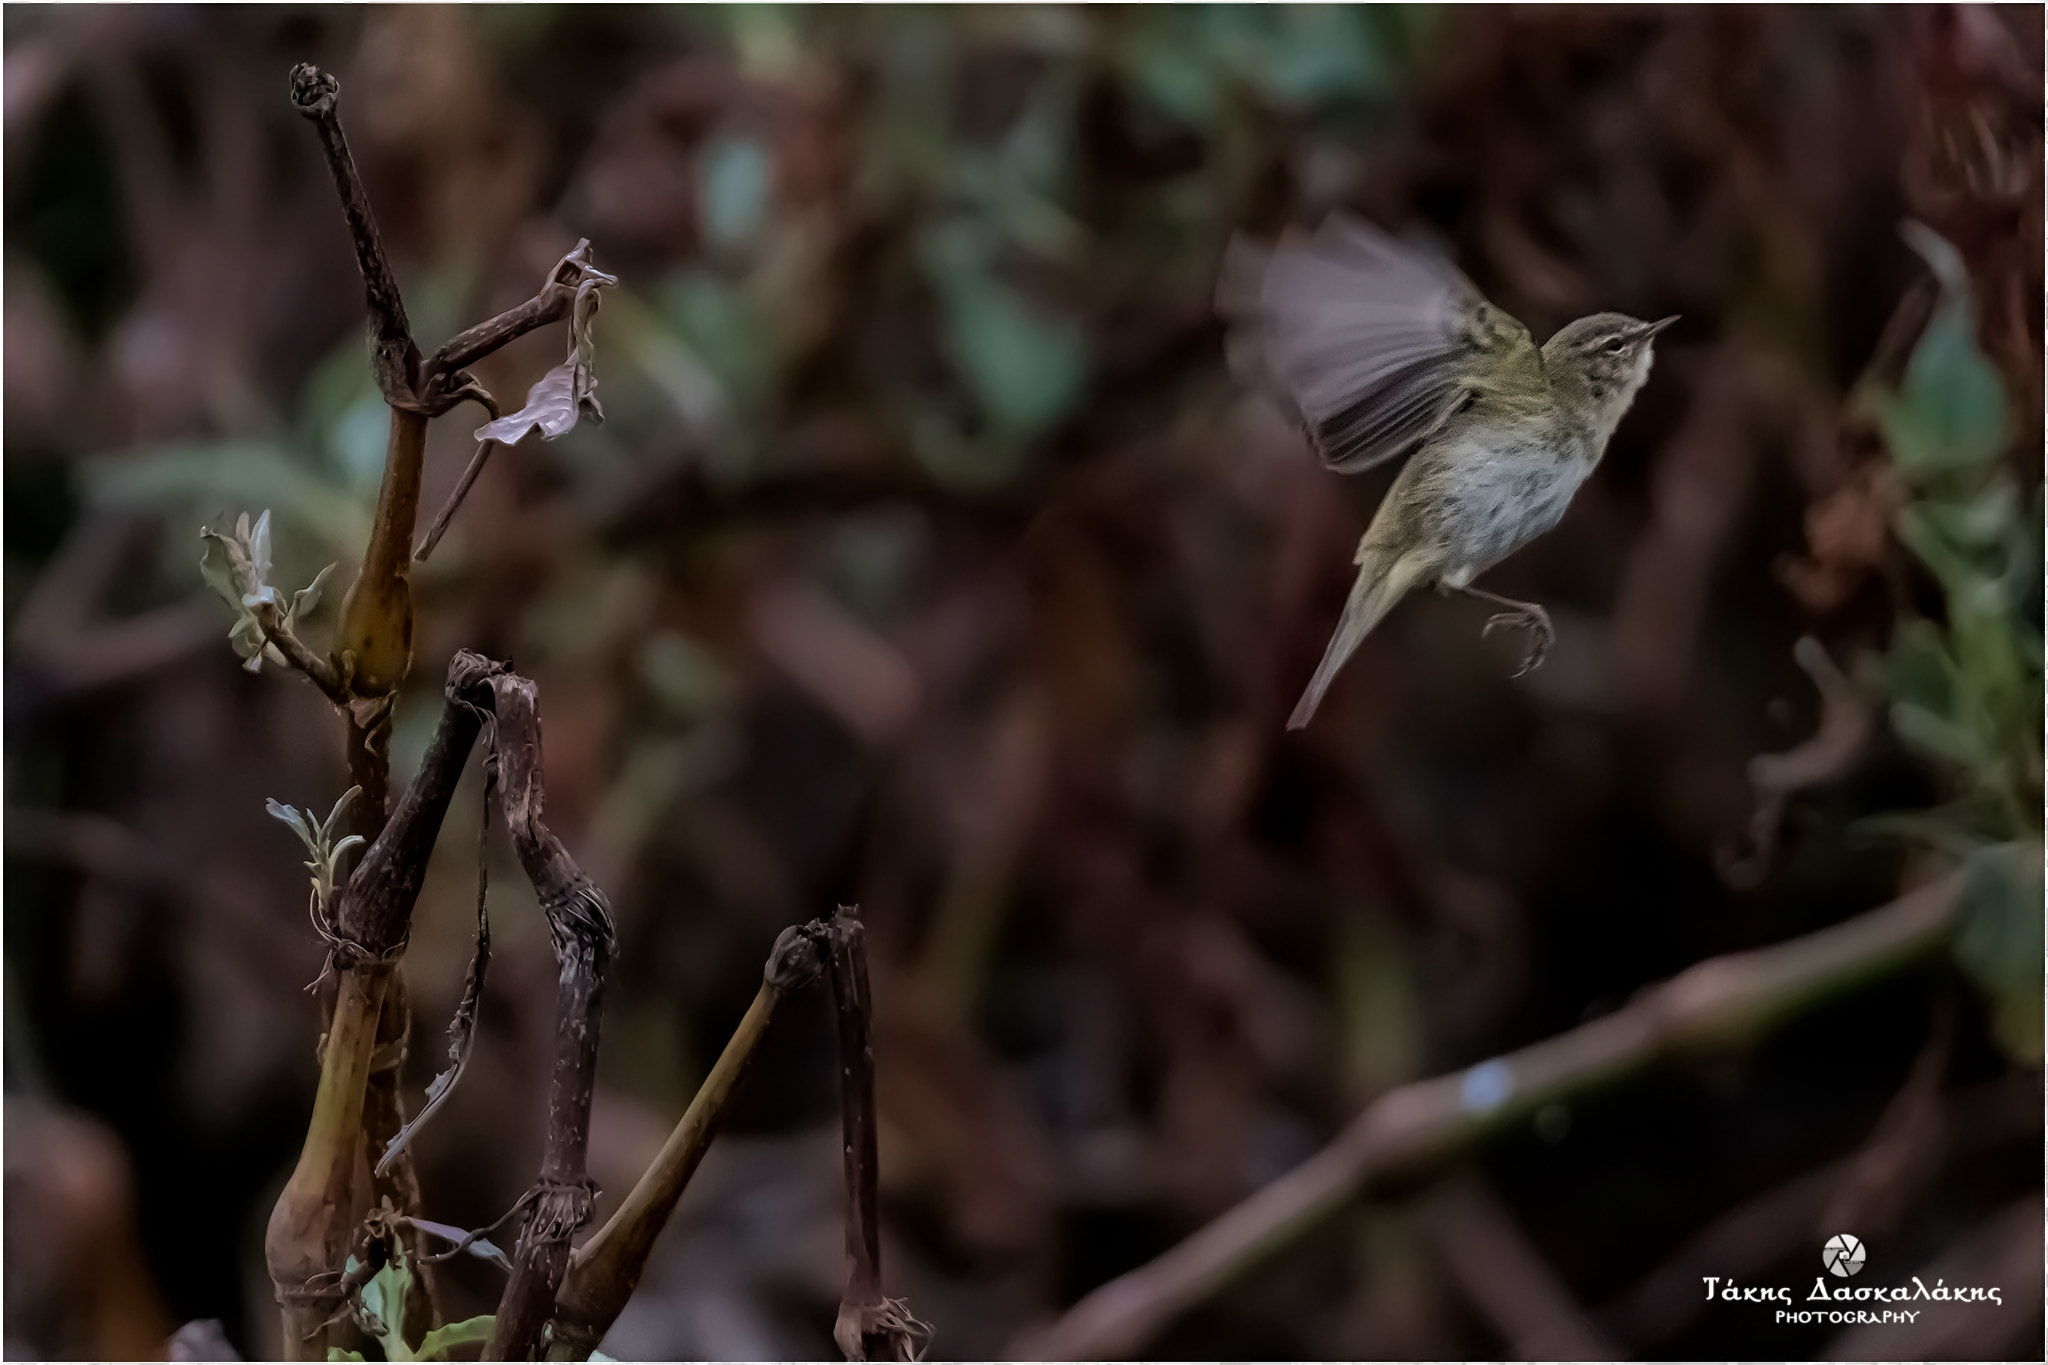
(1882, 619), (1959, 720)
(266, 798), (315, 850)
(327, 1352), (367, 1363)
(1876, 223), (2012, 478)
(359, 1253), (416, 1360)
(1952, 841), (2045, 1064)
(291, 562), (338, 628)
(415, 1315), (495, 1362)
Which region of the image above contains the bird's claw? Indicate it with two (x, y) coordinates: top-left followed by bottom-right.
(1481, 607), (1554, 677)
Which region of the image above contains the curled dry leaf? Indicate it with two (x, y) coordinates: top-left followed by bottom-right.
(474, 259), (620, 447)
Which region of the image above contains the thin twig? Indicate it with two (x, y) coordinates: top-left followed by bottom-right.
(256, 600), (347, 706)
(415, 440), (498, 563)
(1021, 873), (1963, 1361)
(474, 669), (619, 1363)
(546, 923), (828, 1360)
(376, 766), (497, 1177)
(421, 240), (602, 385)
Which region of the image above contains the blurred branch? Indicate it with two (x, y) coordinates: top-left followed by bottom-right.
(479, 670), (620, 1363)
(1415, 1176), (1622, 1361)
(1825, 1193), (2043, 1360)
(1600, 1069), (2037, 1348)
(1023, 873), (1963, 1361)
(1717, 636), (1874, 888)
(166, 1320), (240, 1362)
(547, 924), (827, 1359)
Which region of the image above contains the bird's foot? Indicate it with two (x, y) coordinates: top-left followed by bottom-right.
(1480, 603), (1554, 677)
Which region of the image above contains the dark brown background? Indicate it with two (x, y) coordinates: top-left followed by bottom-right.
(4, 5), (2041, 1360)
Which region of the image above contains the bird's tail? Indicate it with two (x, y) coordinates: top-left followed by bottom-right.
(1287, 551), (1424, 730)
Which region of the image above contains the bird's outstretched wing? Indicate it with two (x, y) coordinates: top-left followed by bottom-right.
(1219, 214), (1528, 473)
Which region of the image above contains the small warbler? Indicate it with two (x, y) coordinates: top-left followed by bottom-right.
(1221, 213), (1673, 729)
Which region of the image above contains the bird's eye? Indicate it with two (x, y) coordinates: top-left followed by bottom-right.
(1603, 338), (1627, 354)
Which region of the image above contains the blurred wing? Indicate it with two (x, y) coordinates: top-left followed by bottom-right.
(1220, 214), (1527, 473)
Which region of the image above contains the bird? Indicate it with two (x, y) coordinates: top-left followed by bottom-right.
(1218, 213), (1674, 729)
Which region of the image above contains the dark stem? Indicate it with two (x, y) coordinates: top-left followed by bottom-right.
(343, 699), (395, 843)
(825, 907), (924, 1361)
(475, 671), (618, 1362)
(547, 924), (826, 1359)
(830, 908), (882, 1323)
(334, 656), (507, 952)
(288, 64), (420, 402)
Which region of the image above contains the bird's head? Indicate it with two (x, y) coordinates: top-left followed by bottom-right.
(1543, 312), (1677, 432)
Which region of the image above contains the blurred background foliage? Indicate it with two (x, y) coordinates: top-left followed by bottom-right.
(3, 5), (2040, 1361)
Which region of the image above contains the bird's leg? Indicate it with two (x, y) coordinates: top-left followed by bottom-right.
(1454, 584), (1554, 677)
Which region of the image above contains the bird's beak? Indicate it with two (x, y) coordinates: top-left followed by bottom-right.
(1637, 315), (1680, 339)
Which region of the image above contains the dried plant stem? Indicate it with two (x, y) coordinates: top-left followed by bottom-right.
(422, 240), (603, 384)
(288, 63), (419, 404)
(267, 967), (391, 1359)
(547, 926), (826, 1359)
(476, 671), (619, 1363)
(1025, 873), (1963, 1361)
(827, 907), (928, 1362)
(365, 975), (439, 1340)
(337, 407), (428, 699)
(263, 654), (503, 1357)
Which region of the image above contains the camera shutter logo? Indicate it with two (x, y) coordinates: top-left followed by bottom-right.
(1823, 1233), (1867, 1277)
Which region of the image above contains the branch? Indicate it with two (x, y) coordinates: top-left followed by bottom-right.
(413, 242), (614, 562)
(422, 240), (602, 384)
(827, 906), (929, 1362)
(336, 652), (507, 955)
(256, 600), (348, 706)
(288, 64), (420, 403)
(414, 440), (498, 563)
(475, 670), (620, 1363)
(1415, 1176), (1622, 1360)
(546, 924), (827, 1359)
(1021, 874), (1963, 1361)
